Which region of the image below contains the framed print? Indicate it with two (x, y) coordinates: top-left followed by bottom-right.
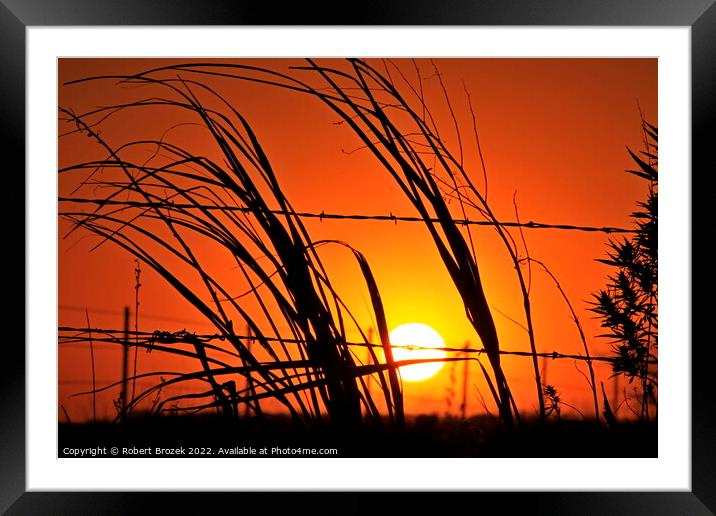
(5, 0), (714, 513)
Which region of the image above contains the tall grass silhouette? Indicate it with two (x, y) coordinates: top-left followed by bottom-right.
(100, 58), (552, 426)
(59, 72), (407, 432)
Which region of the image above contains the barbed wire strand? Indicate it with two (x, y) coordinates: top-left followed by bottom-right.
(59, 197), (634, 234)
(58, 326), (627, 364)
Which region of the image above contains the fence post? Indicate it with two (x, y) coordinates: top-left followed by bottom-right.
(366, 327), (374, 401)
(244, 324), (253, 418)
(461, 341), (469, 420)
(120, 306), (130, 416)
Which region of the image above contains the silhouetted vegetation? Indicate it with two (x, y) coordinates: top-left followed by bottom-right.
(590, 120), (658, 421)
(60, 71), (406, 433)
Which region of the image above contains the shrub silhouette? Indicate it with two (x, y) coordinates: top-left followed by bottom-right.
(590, 120), (658, 421)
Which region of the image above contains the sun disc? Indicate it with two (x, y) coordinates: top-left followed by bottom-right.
(389, 323), (447, 382)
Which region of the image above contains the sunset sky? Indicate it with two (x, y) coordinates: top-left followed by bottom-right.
(58, 58), (657, 422)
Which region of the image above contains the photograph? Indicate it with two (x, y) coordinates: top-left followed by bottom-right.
(57, 57), (659, 459)
(2, 0), (709, 508)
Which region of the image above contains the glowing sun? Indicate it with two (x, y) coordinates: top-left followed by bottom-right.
(389, 323), (447, 382)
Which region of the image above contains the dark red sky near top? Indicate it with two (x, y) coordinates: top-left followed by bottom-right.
(58, 58), (657, 421)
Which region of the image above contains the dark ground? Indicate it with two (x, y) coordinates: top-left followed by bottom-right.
(58, 414), (657, 458)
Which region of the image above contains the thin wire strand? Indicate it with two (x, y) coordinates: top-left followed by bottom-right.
(58, 326), (642, 364)
(59, 197), (634, 234)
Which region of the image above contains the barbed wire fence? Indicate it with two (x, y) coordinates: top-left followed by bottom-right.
(58, 199), (635, 421)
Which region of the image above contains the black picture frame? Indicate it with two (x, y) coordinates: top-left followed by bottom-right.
(4, 1), (712, 513)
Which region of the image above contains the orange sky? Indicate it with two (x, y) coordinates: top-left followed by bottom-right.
(58, 58), (657, 422)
